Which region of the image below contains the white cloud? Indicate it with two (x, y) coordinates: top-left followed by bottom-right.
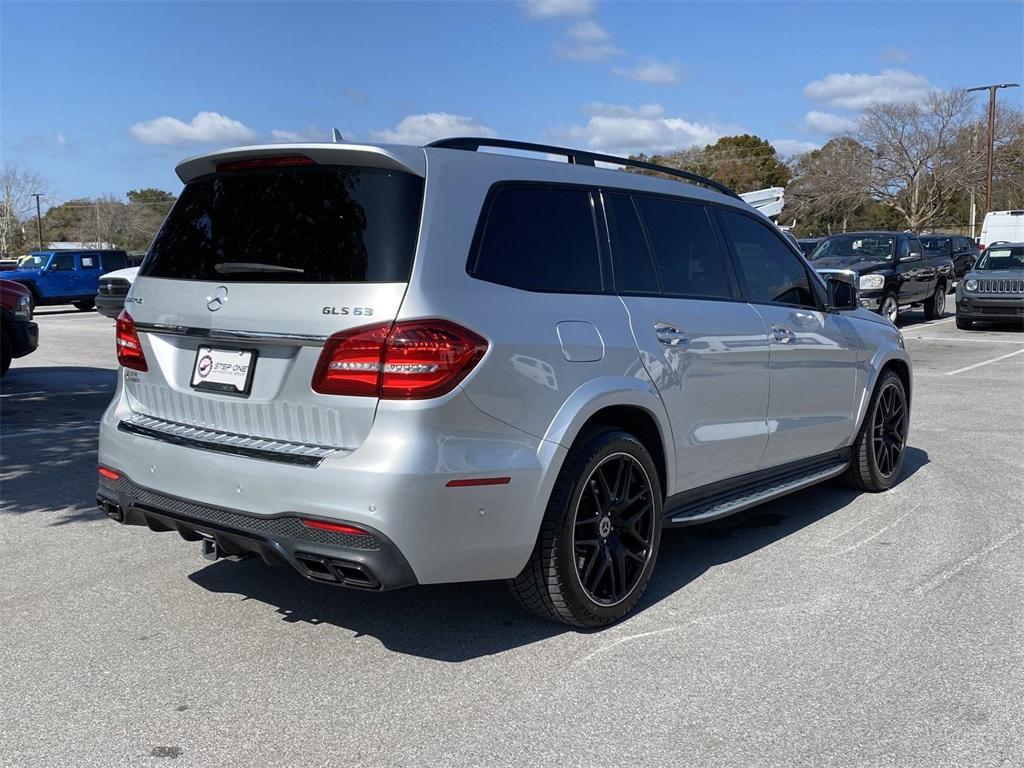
(770, 138), (819, 157)
(370, 113), (496, 145)
(521, 0), (593, 18)
(803, 68), (933, 110)
(129, 111), (256, 145)
(804, 110), (857, 135)
(269, 127), (331, 143)
(555, 20), (621, 62)
(612, 59), (686, 85)
(549, 102), (724, 156)
(880, 47), (911, 65)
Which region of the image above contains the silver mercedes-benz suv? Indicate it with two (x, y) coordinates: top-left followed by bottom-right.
(97, 137), (912, 627)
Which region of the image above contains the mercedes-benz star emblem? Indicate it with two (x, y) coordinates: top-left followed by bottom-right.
(206, 286), (229, 312)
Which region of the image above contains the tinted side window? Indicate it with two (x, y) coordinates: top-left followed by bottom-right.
(605, 193), (659, 294)
(634, 196), (732, 298)
(50, 253), (75, 271)
(472, 186), (601, 293)
(908, 237), (924, 257)
(719, 209), (816, 307)
(102, 253), (127, 270)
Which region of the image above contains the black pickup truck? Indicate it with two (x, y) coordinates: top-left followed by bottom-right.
(807, 231), (955, 324)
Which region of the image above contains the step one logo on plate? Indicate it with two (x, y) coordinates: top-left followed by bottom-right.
(191, 347), (256, 394)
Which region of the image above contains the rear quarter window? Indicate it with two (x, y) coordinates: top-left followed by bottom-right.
(469, 185), (602, 293)
(141, 165), (424, 283)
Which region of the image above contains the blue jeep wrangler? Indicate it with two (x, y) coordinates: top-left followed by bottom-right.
(6, 250), (129, 311)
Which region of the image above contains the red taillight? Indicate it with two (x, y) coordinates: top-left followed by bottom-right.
(300, 518), (371, 536)
(115, 310), (147, 371)
(312, 320), (487, 400)
(381, 320), (488, 399)
(979, 243), (985, 251)
(312, 322), (391, 396)
(98, 466), (121, 481)
(216, 155), (315, 172)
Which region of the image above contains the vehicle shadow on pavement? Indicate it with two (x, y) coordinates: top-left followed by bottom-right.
(31, 307), (94, 317)
(643, 446), (930, 609)
(189, 446), (930, 662)
(0, 366), (116, 524)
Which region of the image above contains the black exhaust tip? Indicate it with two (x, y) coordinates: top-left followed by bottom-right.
(97, 496), (124, 522)
(294, 552), (381, 590)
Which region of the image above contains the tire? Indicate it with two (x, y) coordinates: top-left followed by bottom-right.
(878, 292), (899, 325)
(73, 299), (95, 312)
(0, 329), (11, 378)
(955, 317), (973, 330)
(843, 369), (908, 492)
(508, 427), (663, 628)
(924, 283), (946, 320)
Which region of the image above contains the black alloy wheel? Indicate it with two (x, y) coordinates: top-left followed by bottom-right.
(572, 452), (656, 606)
(508, 428), (663, 627)
(871, 379), (907, 478)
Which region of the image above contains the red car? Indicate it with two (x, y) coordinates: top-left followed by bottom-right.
(1, 278), (39, 376)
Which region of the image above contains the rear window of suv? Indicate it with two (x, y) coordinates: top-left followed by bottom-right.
(142, 165), (424, 283)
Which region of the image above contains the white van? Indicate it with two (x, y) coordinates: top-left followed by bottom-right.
(980, 210), (1024, 250)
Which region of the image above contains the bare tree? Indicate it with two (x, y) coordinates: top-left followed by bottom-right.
(0, 164), (44, 256)
(858, 90), (977, 231)
(785, 137), (872, 234)
(949, 103), (1023, 212)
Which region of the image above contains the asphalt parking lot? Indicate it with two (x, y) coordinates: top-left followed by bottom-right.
(2, 306), (1022, 768)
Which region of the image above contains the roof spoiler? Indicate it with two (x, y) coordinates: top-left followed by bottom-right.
(175, 143), (426, 183)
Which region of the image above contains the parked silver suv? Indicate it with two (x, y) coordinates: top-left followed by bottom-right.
(97, 138), (912, 627)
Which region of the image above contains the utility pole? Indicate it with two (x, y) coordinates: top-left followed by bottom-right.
(31, 193), (44, 249)
(966, 82), (1020, 214)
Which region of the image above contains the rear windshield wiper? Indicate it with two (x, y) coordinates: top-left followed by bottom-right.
(214, 262), (305, 275)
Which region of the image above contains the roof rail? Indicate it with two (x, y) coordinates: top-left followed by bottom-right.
(426, 137), (741, 200)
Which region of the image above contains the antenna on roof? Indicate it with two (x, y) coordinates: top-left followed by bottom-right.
(332, 128), (344, 143)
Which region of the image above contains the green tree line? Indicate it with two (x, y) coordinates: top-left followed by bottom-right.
(0, 185), (176, 256)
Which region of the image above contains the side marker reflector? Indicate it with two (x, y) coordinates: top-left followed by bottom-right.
(445, 477), (511, 488)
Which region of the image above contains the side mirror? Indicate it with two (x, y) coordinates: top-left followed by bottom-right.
(825, 272), (858, 311)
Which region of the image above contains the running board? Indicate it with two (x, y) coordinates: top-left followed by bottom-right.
(667, 460), (849, 525)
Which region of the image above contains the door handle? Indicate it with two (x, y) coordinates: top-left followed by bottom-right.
(771, 325), (796, 343)
(654, 322), (688, 346)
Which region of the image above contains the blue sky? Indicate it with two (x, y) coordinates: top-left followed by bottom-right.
(2, 0), (1022, 204)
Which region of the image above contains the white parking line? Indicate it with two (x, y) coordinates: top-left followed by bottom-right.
(907, 336), (1024, 345)
(946, 347), (1024, 375)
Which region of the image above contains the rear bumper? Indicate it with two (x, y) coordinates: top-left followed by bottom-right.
(97, 473), (417, 590)
(98, 374), (559, 585)
(5, 319), (39, 358)
(95, 294), (125, 318)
